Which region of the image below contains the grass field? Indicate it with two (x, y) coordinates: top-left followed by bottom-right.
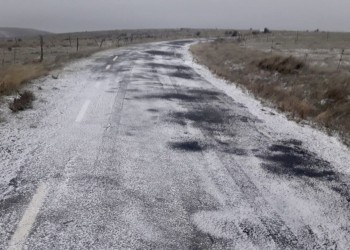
(191, 30), (350, 144)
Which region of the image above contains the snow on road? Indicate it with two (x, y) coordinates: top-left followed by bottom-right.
(1, 40), (350, 249)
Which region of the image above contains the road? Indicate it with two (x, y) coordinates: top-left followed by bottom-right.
(1, 40), (350, 249)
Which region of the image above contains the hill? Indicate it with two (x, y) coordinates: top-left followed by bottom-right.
(0, 27), (51, 39)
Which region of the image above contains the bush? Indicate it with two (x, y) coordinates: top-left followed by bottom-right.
(255, 55), (305, 74)
(9, 90), (35, 112)
(263, 28), (271, 34)
(232, 30), (239, 37)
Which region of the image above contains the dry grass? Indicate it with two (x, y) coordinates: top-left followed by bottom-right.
(0, 48), (105, 95)
(191, 39), (350, 143)
(9, 90), (35, 112)
(0, 64), (47, 93)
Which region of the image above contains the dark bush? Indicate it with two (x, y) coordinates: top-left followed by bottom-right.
(9, 90), (35, 112)
(263, 28), (271, 34)
(255, 55), (305, 74)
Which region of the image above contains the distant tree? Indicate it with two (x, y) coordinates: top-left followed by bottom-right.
(232, 30), (239, 37)
(263, 28), (271, 34)
(196, 31), (201, 37)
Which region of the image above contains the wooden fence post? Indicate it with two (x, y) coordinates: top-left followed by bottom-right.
(2, 48), (5, 66)
(13, 48), (16, 64)
(338, 49), (345, 70)
(271, 39), (274, 53)
(40, 35), (44, 62)
(76, 38), (79, 52)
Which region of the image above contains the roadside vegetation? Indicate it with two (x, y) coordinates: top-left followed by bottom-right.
(8, 90), (35, 112)
(191, 33), (350, 144)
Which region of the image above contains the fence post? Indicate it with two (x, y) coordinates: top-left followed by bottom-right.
(271, 39), (274, 53)
(76, 38), (79, 52)
(13, 48), (16, 64)
(99, 38), (105, 48)
(338, 49), (345, 70)
(2, 48), (5, 66)
(40, 35), (44, 62)
(69, 35), (72, 47)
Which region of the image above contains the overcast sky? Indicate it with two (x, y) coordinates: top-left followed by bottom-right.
(0, 0), (349, 33)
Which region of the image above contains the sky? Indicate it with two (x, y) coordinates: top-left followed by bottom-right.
(0, 0), (349, 33)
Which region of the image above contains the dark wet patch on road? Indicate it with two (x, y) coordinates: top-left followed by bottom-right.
(167, 40), (193, 46)
(223, 147), (248, 156)
(147, 63), (192, 71)
(172, 107), (225, 124)
(133, 90), (220, 103)
(132, 73), (155, 80)
(227, 114), (262, 124)
(331, 183), (350, 202)
(0, 193), (28, 211)
(127, 88), (140, 92)
(187, 89), (221, 96)
(90, 65), (131, 74)
(170, 71), (198, 80)
(257, 140), (336, 180)
(170, 140), (205, 152)
(146, 50), (175, 57)
(280, 139), (303, 146)
(135, 93), (201, 102)
(147, 109), (159, 113)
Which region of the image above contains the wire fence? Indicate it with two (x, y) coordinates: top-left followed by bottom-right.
(0, 29), (213, 69)
(229, 31), (350, 71)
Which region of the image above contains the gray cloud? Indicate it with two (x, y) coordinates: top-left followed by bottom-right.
(0, 0), (349, 33)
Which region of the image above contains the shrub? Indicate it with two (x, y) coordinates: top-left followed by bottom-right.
(9, 90), (35, 112)
(263, 28), (271, 34)
(255, 55), (305, 74)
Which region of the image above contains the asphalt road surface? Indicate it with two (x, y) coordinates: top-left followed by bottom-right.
(1, 40), (350, 249)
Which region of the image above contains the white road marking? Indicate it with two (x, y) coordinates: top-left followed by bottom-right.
(95, 82), (101, 89)
(75, 100), (91, 123)
(106, 64), (111, 70)
(113, 56), (118, 61)
(8, 183), (49, 250)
